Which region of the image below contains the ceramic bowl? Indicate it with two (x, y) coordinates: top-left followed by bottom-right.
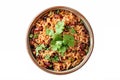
(27, 6), (94, 74)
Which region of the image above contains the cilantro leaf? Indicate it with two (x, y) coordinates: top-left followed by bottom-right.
(69, 28), (76, 34)
(45, 54), (59, 62)
(52, 34), (62, 41)
(45, 54), (50, 60)
(50, 34), (63, 51)
(55, 21), (64, 34)
(51, 39), (67, 56)
(40, 44), (45, 48)
(63, 34), (75, 47)
(29, 34), (33, 38)
(44, 21), (75, 56)
(51, 55), (59, 62)
(46, 29), (54, 36)
(55, 41), (63, 49)
(51, 44), (58, 51)
(58, 46), (67, 56)
(33, 34), (38, 38)
(51, 40), (62, 51)
(35, 44), (45, 56)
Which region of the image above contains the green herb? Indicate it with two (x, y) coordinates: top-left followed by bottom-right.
(51, 55), (59, 62)
(29, 34), (33, 38)
(56, 9), (60, 14)
(40, 44), (45, 48)
(55, 21), (64, 34)
(65, 26), (76, 34)
(63, 34), (75, 47)
(55, 41), (63, 48)
(45, 54), (59, 62)
(50, 34), (65, 55)
(52, 34), (62, 41)
(33, 34), (38, 38)
(58, 46), (67, 56)
(69, 28), (76, 34)
(45, 21), (75, 56)
(35, 44), (45, 56)
(45, 54), (50, 60)
(51, 41), (62, 51)
(51, 44), (57, 51)
(79, 19), (84, 24)
(45, 47), (50, 50)
(46, 28), (54, 36)
(50, 34), (63, 51)
(51, 39), (67, 56)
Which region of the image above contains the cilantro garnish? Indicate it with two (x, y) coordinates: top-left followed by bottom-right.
(35, 44), (45, 56)
(55, 21), (64, 34)
(46, 28), (54, 36)
(45, 21), (75, 56)
(50, 40), (62, 51)
(50, 34), (63, 51)
(69, 28), (76, 34)
(63, 34), (75, 47)
(52, 34), (62, 41)
(45, 54), (59, 62)
(56, 41), (63, 48)
(51, 55), (59, 62)
(58, 46), (67, 56)
(33, 34), (38, 38)
(29, 34), (33, 38)
(45, 54), (50, 60)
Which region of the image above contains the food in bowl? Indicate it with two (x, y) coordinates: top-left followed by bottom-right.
(27, 6), (94, 74)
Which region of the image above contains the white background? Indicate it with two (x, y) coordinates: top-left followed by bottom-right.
(0, 0), (120, 80)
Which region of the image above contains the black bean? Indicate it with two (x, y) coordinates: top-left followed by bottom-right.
(48, 23), (51, 26)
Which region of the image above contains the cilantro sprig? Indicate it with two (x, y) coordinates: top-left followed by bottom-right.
(45, 21), (75, 56)
(45, 54), (50, 60)
(29, 33), (38, 38)
(51, 55), (59, 62)
(46, 28), (54, 36)
(55, 21), (64, 34)
(45, 54), (59, 62)
(69, 27), (76, 34)
(63, 34), (75, 47)
(29, 34), (33, 38)
(35, 44), (45, 56)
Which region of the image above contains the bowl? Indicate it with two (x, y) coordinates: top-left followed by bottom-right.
(27, 6), (94, 74)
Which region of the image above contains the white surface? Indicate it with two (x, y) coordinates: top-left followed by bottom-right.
(0, 0), (120, 80)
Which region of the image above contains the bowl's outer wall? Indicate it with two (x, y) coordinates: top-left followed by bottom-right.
(27, 6), (94, 75)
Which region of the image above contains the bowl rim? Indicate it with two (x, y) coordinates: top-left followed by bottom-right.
(26, 6), (94, 75)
